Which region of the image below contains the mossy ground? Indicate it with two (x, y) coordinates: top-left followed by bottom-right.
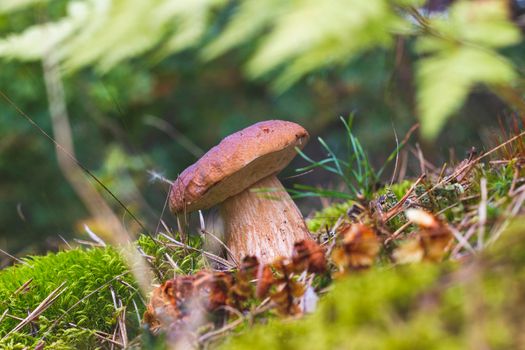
(4, 218), (524, 350)
(0, 247), (142, 349)
(0, 233), (208, 349)
(220, 217), (525, 350)
(0, 139), (523, 349)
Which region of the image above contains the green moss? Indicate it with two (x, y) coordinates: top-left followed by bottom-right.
(482, 163), (515, 198)
(221, 217), (525, 350)
(306, 200), (354, 233)
(378, 180), (413, 199)
(220, 264), (454, 350)
(1, 159), (522, 349)
(0, 247), (142, 349)
(0, 232), (208, 349)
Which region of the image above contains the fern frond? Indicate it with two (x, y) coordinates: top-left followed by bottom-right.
(415, 0), (521, 139)
(0, 0), (48, 14)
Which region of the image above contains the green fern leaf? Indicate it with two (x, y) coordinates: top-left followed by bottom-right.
(417, 47), (517, 138)
(0, 0), (48, 13)
(203, 0), (287, 60)
(246, 0), (403, 90)
(0, 1), (86, 61)
(415, 0), (520, 139)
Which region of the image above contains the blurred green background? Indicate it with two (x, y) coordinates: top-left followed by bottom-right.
(0, 0), (523, 257)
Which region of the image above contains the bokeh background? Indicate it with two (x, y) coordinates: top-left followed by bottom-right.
(0, 0), (523, 257)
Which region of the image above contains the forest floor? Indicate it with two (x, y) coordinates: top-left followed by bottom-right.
(0, 124), (524, 349)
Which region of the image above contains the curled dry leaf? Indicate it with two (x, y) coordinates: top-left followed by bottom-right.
(232, 256), (259, 302)
(291, 239), (326, 274)
(266, 258), (305, 316)
(144, 276), (196, 331)
(392, 240), (424, 264)
(194, 271), (233, 311)
(256, 264), (274, 299)
(144, 272), (234, 332)
(332, 223), (380, 272)
(394, 209), (454, 264)
(406, 208), (439, 229)
(145, 241), (326, 330)
(271, 282), (304, 316)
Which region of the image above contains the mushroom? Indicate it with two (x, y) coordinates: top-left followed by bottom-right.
(169, 120), (312, 263)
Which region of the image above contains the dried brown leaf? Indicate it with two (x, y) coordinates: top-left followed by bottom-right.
(393, 239), (424, 264)
(292, 239), (326, 273)
(333, 223), (380, 271)
(231, 256), (260, 303)
(394, 209), (454, 263)
(256, 264), (274, 299)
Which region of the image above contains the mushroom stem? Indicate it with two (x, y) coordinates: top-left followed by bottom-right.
(220, 175), (311, 263)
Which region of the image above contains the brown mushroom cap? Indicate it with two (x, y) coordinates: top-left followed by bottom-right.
(169, 120), (309, 213)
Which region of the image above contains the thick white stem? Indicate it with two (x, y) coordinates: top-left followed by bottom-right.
(220, 175), (311, 263)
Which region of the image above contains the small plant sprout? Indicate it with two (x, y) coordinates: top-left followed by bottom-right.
(293, 115), (413, 201)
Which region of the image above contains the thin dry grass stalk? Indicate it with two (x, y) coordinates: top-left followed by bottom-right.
(2, 282), (67, 340)
(41, 52), (153, 295)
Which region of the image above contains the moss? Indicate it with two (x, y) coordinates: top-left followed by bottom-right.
(0, 246), (142, 349)
(1, 160), (522, 349)
(220, 264), (456, 350)
(220, 217), (525, 350)
(0, 232), (208, 349)
(306, 200), (354, 233)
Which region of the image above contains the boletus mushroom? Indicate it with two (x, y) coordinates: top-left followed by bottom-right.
(169, 120), (312, 263)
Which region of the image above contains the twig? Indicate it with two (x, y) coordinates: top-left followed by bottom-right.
(57, 234), (72, 249)
(384, 221), (412, 244)
(0, 248), (31, 267)
(389, 123), (400, 187)
(198, 317), (245, 344)
(397, 149), (408, 183)
(164, 253), (182, 275)
(13, 278), (33, 296)
(414, 130), (525, 207)
(73, 239), (105, 248)
(0, 309), (9, 325)
(416, 143), (427, 176)
(84, 224), (107, 247)
(508, 166), (521, 197)
(132, 299), (142, 325)
(450, 227), (476, 257)
(510, 185), (525, 216)
(118, 303), (128, 348)
(384, 174), (426, 222)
